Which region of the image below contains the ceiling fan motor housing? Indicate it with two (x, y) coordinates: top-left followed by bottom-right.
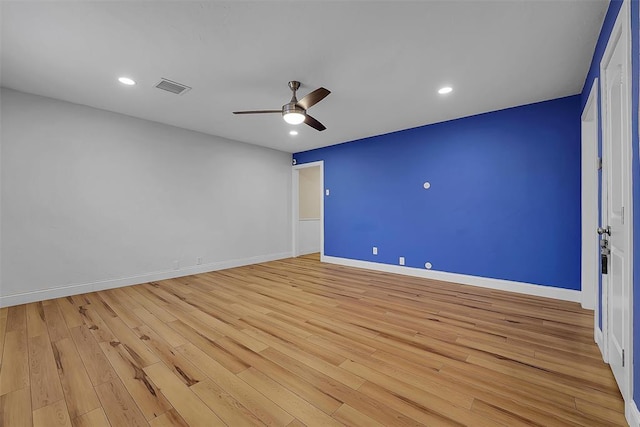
(283, 102), (305, 116)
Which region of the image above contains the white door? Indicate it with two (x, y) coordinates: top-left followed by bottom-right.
(600, 1), (631, 398)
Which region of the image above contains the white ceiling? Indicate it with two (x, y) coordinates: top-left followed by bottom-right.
(1, 1), (607, 153)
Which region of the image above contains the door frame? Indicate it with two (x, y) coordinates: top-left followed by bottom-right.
(291, 161), (324, 258)
(581, 78), (599, 313)
(599, 0), (633, 402)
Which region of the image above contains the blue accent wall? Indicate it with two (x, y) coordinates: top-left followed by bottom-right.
(295, 96), (581, 290)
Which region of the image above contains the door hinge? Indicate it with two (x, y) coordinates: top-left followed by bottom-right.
(623, 349), (625, 367)
(622, 206), (624, 224)
(597, 157), (602, 170)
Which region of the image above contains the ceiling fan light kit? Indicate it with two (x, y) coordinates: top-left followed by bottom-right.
(282, 105), (306, 125)
(233, 81), (330, 131)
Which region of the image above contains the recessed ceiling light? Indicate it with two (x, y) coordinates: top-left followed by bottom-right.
(118, 77), (136, 86)
(289, 130), (299, 136)
(438, 86), (453, 94)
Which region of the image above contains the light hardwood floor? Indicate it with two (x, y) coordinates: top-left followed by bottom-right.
(0, 254), (626, 426)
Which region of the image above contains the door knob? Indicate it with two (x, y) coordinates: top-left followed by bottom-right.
(598, 226), (611, 236)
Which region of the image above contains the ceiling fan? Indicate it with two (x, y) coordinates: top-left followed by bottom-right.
(233, 81), (330, 131)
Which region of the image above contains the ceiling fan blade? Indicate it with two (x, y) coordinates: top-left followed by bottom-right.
(233, 110), (282, 115)
(296, 87), (330, 110)
(304, 114), (326, 131)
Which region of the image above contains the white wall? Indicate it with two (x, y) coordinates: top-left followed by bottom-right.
(0, 88), (292, 306)
(298, 220), (321, 255)
(298, 166), (320, 219)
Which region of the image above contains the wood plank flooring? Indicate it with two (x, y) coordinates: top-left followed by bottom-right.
(0, 254), (626, 426)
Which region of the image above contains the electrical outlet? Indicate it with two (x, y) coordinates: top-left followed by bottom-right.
(197, 257), (203, 265)
(325, 189), (330, 196)
(373, 247), (378, 255)
(173, 260), (180, 270)
(399, 257), (405, 266)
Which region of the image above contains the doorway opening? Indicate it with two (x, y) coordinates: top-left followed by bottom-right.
(292, 161), (324, 258)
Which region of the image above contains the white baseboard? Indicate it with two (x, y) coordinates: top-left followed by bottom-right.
(321, 256), (581, 302)
(627, 399), (640, 427)
(581, 288), (596, 310)
(0, 251), (292, 308)
(298, 248), (321, 256)
(595, 326), (607, 362)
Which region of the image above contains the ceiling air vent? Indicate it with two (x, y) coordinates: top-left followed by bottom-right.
(155, 78), (191, 95)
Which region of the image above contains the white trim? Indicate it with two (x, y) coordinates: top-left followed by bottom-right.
(595, 326), (607, 362)
(581, 77), (599, 310)
(322, 256), (581, 302)
(0, 251), (292, 308)
(292, 161), (324, 258)
(292, 164), (299, 256)
(628, 400), (640, 427)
